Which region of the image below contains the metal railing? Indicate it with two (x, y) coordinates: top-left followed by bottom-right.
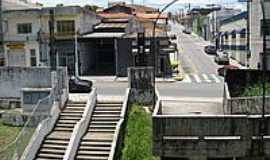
(0, 88), (56, 160)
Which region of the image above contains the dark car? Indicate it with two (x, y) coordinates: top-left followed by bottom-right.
(217, 65), (239, 77)
(183, 28), (191, 34)
(69, 76), (93, 93)
(215, 51), (230, 65)
(204, 45), (217, 55)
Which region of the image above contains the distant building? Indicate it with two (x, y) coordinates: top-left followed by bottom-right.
(39, 6), (101, 75)
(218, 12), (248, 66)
(3, 9), (41, 67)
(0, 0), (41, 66)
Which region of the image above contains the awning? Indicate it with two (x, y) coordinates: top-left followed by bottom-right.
(82, 32), (125, 39)
(94, 23), (128, 29)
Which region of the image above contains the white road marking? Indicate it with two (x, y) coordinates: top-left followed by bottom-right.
(202, 74), (211, 83)
(182, 74), (192, 83)
(192, 74), (202, 83)
(210, 74), (222, 83)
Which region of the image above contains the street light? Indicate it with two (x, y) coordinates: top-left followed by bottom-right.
(260, 0), (270, 157)
(152, 0), (179, 104)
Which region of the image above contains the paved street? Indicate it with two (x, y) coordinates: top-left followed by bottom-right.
(87, 21), (225, 102)
(157, 22), (224, 102)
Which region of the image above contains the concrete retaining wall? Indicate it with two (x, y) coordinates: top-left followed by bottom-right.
(0, 67), (52, 98)
(128, 67), (154, 105)
(153, 101), (270, 158)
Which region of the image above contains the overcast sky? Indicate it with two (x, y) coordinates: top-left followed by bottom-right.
(33, 0), (246, 11)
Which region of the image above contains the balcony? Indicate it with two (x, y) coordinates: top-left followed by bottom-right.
(4, 34), (38, 42)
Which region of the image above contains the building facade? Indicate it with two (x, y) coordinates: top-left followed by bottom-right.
(218, 12), (248, 66)
(3, 9), (41, 67)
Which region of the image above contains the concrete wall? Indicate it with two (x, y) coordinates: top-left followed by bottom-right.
(0, 67), (52, 98)
(153, 112), (270, 158)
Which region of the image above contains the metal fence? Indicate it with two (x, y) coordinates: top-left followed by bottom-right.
(0, 89), (55, 160)
(0, 68), (68, 160)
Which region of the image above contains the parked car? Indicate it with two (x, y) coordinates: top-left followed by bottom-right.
(204, 45), (217, 55)
(183, 28), (191, 34)
(215, 51), (230, 65)
(69, 76), (93, 93)
(217, 65), (239, 77)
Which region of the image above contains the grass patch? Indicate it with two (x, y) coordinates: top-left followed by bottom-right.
(0, 123), (21, 147)
(242, 83), (270, 97)
(122, 105), (159, 160)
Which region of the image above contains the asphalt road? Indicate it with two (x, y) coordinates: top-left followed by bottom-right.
(92, 22), (225, 102)
(170, 22), (220, 74)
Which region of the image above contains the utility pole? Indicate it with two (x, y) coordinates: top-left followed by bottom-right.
(49, 9), (56, 71)
(0, 0), (4, 66)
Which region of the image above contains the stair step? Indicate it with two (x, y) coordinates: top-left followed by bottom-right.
(59, 116), (81, 120)
(68, 101), (86, 105)
(81, 141), (111, 147)
(95, 107), (122, 111)
(54, 127), (74, 132)
(89, 125), (116, 129)
(42, 144), (67, 150)
(58, 120), (77, 124)
(76, 155), (108, 160)
(37, 153), (64, 159)
(44, 139), (69, 145)
(90, 121), (118, 125)
(94, 110), (121, 114)
(36, 158), (62, 160)
(88, 129), (115, 133)
(79, 146), (111, 151)
(39, 148), (65, 155)
(92, 117), (120, 121)
(77, 150), (110, 156)
(55, 123), (75, 128)
(65, 106), (85, 110)
(60, 113), (83, 117)
(92, 114), (120, 117)
(62, 110), (84, 113)
(96, 103), (122, 107)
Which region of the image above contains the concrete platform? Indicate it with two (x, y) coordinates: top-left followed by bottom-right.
(161, 100), (224, 115)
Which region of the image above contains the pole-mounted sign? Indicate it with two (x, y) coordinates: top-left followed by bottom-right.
(136, 31), (146, 66)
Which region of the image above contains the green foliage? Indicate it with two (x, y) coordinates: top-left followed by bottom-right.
(122, 105), (159, 160)
(171, 61), (179, 70)
(84, 5), (99, 12)
(0, 123), (21, 147)
(242, 83), (270, 97)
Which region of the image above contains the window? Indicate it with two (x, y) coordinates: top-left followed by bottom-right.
(56, 20), (75, 34)
(3, 20), (8, 33)
(30, 49), (37, 66)
(17, 23), (32, 34)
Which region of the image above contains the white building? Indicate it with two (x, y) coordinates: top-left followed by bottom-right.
(3, 9), (41, 66)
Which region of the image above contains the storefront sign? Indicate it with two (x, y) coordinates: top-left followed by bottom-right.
(6, 43), (25, 49)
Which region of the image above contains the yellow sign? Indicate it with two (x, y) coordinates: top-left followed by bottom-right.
(7, 43), (25, 49)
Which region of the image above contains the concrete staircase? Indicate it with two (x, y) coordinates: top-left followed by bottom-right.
(75, 101), (123, 160)
(35, 101), (86, 160)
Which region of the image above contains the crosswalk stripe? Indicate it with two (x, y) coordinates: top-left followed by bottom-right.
(210, 74), (222, 83)
(202, 74), (211, 83)
(182, 74), (192, 83)
(192, 74), (202, 83)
